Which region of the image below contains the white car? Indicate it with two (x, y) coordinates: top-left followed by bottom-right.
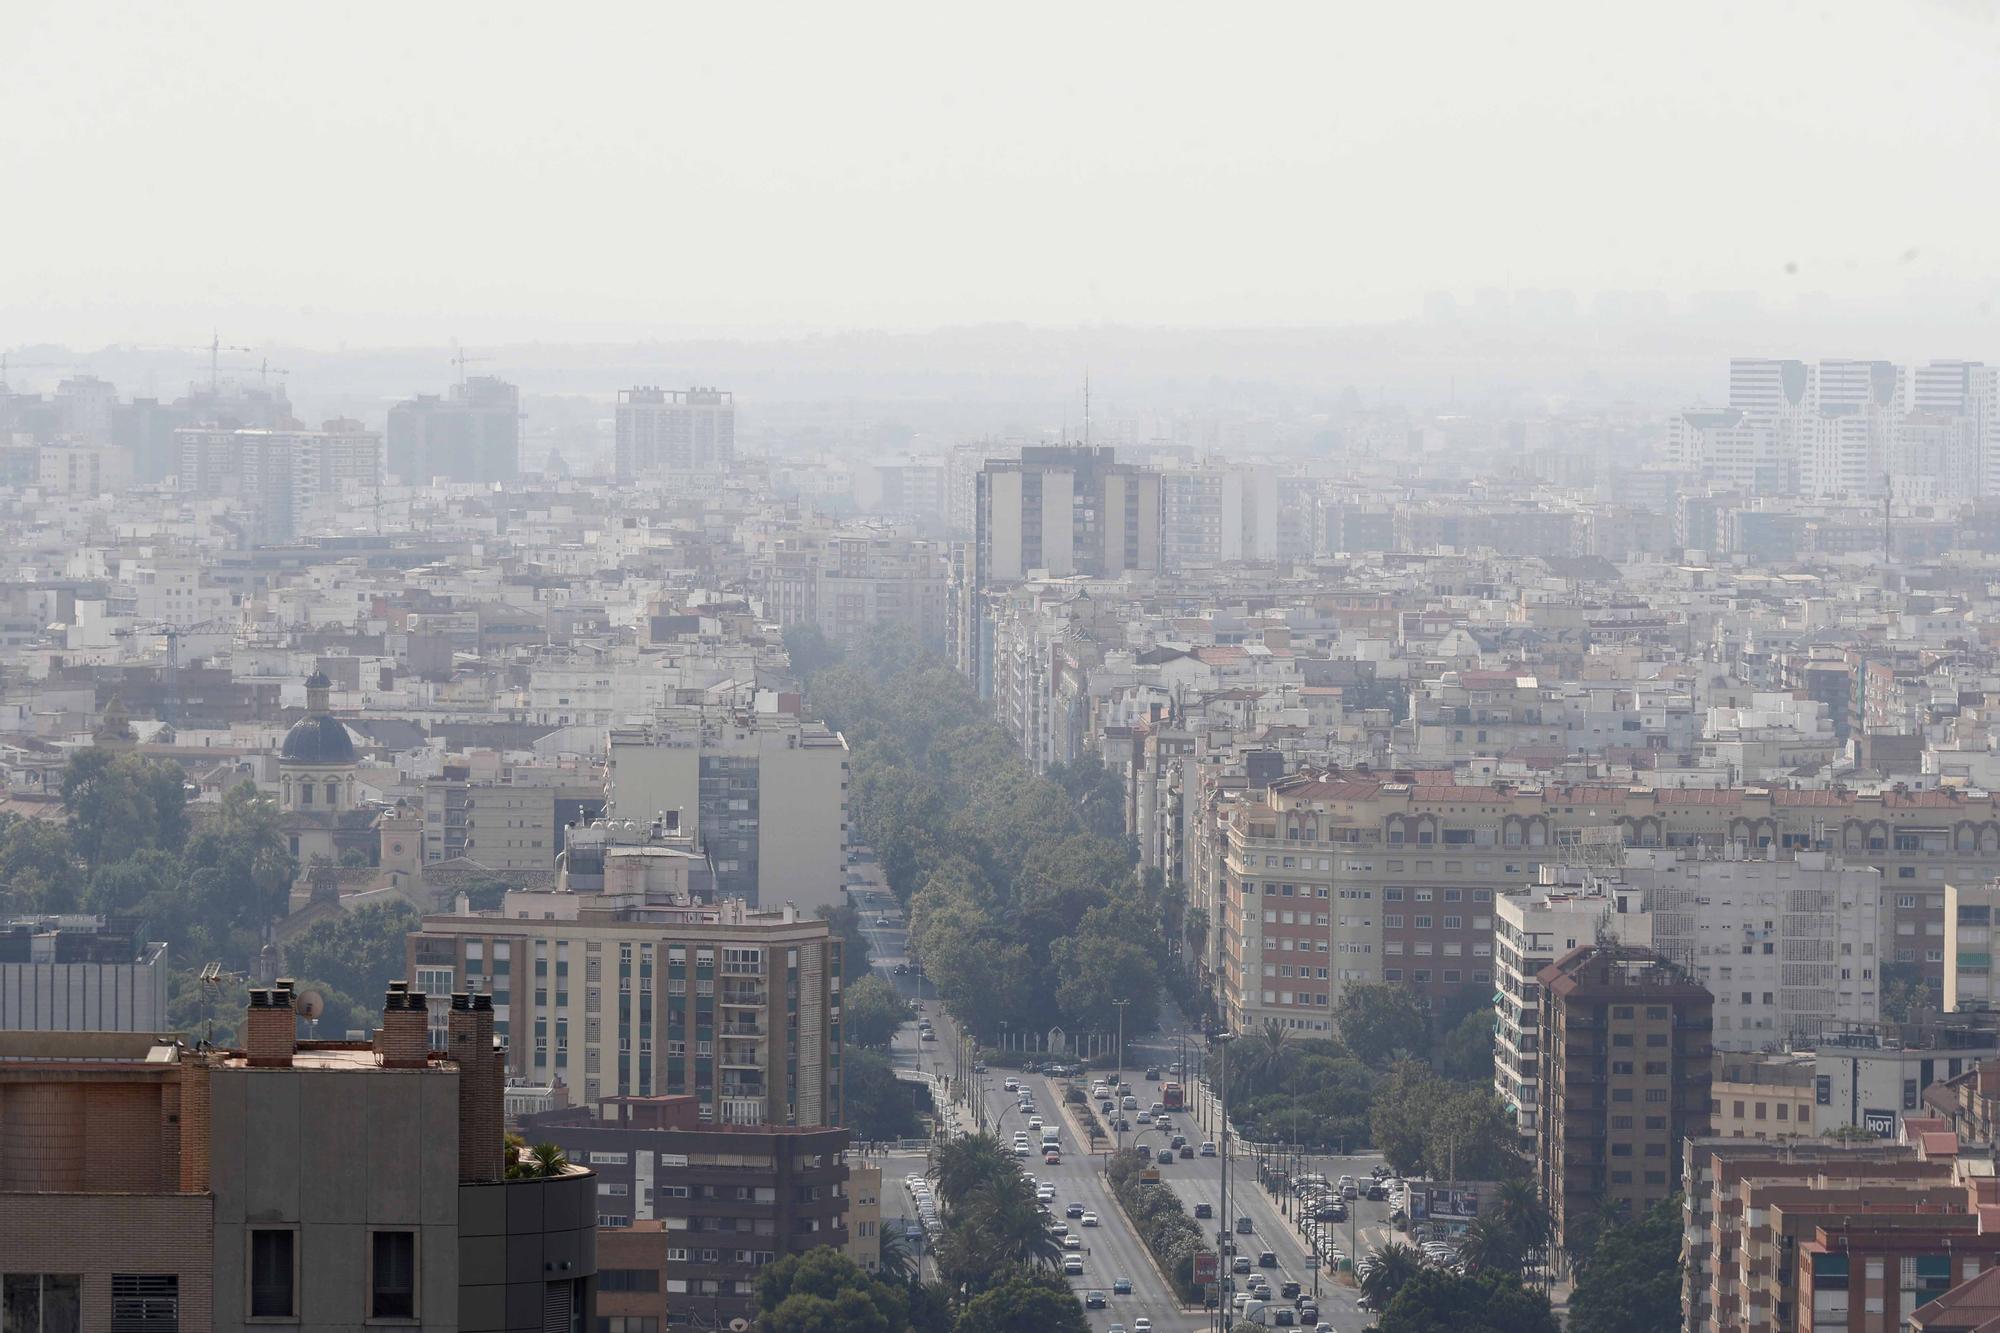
(1064, 1234), (1082, 1251)
(1028, 1116), (1043, 1130)
(1004, 1078), (1018, 1092)
(1063, 1256), (1084, 1275)
(1081, 1211), (1099, 1227)
(1134, 1321), (1153, 1333)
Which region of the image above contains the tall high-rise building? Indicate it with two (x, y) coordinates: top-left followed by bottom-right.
(614, 387), (734, 480)
(386, 376), (522, 483)
(966, 445), (1161, 689)
(1537, 943), (1713, 1257)
(175, 422), (380, 541)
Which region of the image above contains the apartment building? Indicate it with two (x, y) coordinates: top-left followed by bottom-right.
(608, 708), (849, 915)
(1682, 1133), (1998, 1333)
(0, 914), (169, 1032)
(1626, 846), (1884, 1050)
(386, 375), (521, 483)
(0, 981), (598, 1333)
(522, 1095), (852, 1327)
(1537, 944), (1713, 1259)
(408, 893), (843, 1127)
(966, 446), (1161, 692)
(1947, 878), (2000, 1012)
(614, 387), (734, 480)
(1190, 772), (2000, 1018)
(1493, 870), (1653, 1140)
(1710, 1050), (1816, 1141)
(176, 422), (381, 541)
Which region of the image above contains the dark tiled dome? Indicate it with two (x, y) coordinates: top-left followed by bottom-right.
(281, 714), (355, 764)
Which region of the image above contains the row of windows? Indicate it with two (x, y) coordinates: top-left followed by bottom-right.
(1382, 968), (1492, 986)
(247, 1228), (415, 1320)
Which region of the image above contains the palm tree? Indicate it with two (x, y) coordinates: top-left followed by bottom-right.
(1493, 1177), (1551, 1255)
(875, 1224), (915, 1282)
(1455, 1215), (1525, 1275)
(1238, 1018), (1295, 1093)
(528, 1142), (569, 1178)
(1360, 1241), (1424, 1308)
(929, 1132), (1015, 1211)
(960, 1176), (1065, 1270)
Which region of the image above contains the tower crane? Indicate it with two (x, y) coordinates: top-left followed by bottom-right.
(450, 344), (491, 386)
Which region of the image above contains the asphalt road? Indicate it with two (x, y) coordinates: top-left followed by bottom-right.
(847, 855), (1393, 1331)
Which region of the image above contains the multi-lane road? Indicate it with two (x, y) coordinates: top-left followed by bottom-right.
(848, 856), (1389, 1331)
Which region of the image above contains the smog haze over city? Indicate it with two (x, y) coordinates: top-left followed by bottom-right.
(6, 6), (2000, 1333)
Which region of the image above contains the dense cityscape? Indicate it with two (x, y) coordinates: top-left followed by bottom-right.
(7, 5), (2000, 1332)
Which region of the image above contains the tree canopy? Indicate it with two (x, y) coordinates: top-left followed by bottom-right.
(1567, 1194), (1683, 1333)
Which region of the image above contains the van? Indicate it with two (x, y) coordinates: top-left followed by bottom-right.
(1041, 1127), (1061, 1146)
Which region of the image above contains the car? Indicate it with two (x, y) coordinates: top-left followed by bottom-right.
(1366, 1182), (1388, 1201)
(1066, 1202), (1085, 1218)
(1150, 1102), (1166, 1116)
(1179, 1145), (1194, 1158)
(1273, 1310), (1296, 1327)
(1050, 1221), (1068, 1236)
(1259, 1251), (1278, 1268)
(1044, 1151), (1061, 1164)
(1144, 1066), (1160, 1080)
(1100, 1099), (1115, 1113)
(920, 1030), (937, 1041)
(1231, 1256), (1252, 1274)
(1114, 1117), (1130, 1131)
(1236, 1216), (1254, 1234)
(1194, 1202), (1213, 1218)
(1063, 1257), (1084, 1276)
(1299, 1304), (1319, 1323)
(1156, 1148), (1174, 1164)
(1013, 1144), (1031, 1157)
(1134, 1321), (1152, 1333)
(1200, 1141), (1218, 1157)
(1121, 1095), (1139, 1110)
(1081, 1211), (1098, 1226)
(1169, 1134), (1186, 1148)
(1037, 1186), (1056, 1202)
(1111, 1277), (1133, 1295)
(1315, 1204), (1343, 1222)
(1136, 1111), (1152, 1125)
(1003, 1078), (1018, 1092)
(1084, 1291), (1105, 1309)
(1107, 1326), (1125, 1333)
(1027, 1115), (1042, 1130)
(1063, 1235), (1082, 1251)
(1281, 1280), (1301, 1300)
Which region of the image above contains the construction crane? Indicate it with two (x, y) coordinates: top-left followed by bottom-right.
(111, 622), (183, 726)
(204, 331), (257, 394)
(450, 343), (491, 386)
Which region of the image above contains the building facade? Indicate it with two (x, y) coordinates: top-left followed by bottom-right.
(614, 388), (734, 481)
(0, 915), (169, 1032)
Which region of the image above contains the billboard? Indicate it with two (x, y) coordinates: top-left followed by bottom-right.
(1864, 1109), (1897, 1138)
(1193, 1252), (1219, 1284)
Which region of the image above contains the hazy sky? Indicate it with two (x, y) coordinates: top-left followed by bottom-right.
(5, 0), (1998, 348)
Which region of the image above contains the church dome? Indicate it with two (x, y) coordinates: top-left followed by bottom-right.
(281, 714), (356, 765)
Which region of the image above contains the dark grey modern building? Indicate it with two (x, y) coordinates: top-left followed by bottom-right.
(387, 376), (522, 483)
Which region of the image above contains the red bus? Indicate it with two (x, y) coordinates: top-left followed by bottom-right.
(1162, 1081), (1185, 1110)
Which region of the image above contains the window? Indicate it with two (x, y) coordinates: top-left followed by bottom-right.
(370, 1231), (416, 1320)
(111, 1275), (179, 1333)
(5, 1276), (81, 1333)
(249, 1229), (296, 1319)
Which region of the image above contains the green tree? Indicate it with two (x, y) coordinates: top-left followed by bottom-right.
(783, 623), (845, 682)
(1049, 920), (1160, 1037)
(1335, 982), (1430, 1067)
(1370, 1062), (1524, 1181)
(844, 974), (915, 1048)
(0, 815), (83, 912)
(1437, 1005), (1497, 1083)
(818, 900), (875, 982)
(929, 1133), (1019, 1210)
(844, 1048), (924, 1141)
(1455, 1214), (1526, 1276)
(1379, 1268), (1559, 1333)
(949, 1266), (1089, 1333)
(1492, 1178), (1551, 1257)
(284, 901), (422, 1009)
(1567, 1194), (1682, 1333)
(61, 748), (189, 870)
(756, 1250), (911, 1333)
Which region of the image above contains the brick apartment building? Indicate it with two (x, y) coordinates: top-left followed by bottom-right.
(1537, 943), (1713, 1260)
(1683, 1131), (2000, 1333)
(0, 980), (597, 1333)
(521, 1095), (852, 1328)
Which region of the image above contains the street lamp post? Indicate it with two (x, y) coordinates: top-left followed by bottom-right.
(1112, 998), (1130, 1155)
(1214, 1029), (1236, 1333)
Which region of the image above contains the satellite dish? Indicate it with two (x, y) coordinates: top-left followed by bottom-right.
(298, 991), (325, 1022)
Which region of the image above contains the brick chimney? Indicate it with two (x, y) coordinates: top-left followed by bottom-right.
(450, 992), (505, 1183)
(1979, 1058), (2000, 1101)
(374, 981), (431, 1069)
(245, 981), (297, 1067)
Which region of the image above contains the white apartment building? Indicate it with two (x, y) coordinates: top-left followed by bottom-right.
(613, 386), (734, 480)
(1493, 870), (1653, 1139)
(608, 707), (849, 916)
(1627, 846), (1883, 1050)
